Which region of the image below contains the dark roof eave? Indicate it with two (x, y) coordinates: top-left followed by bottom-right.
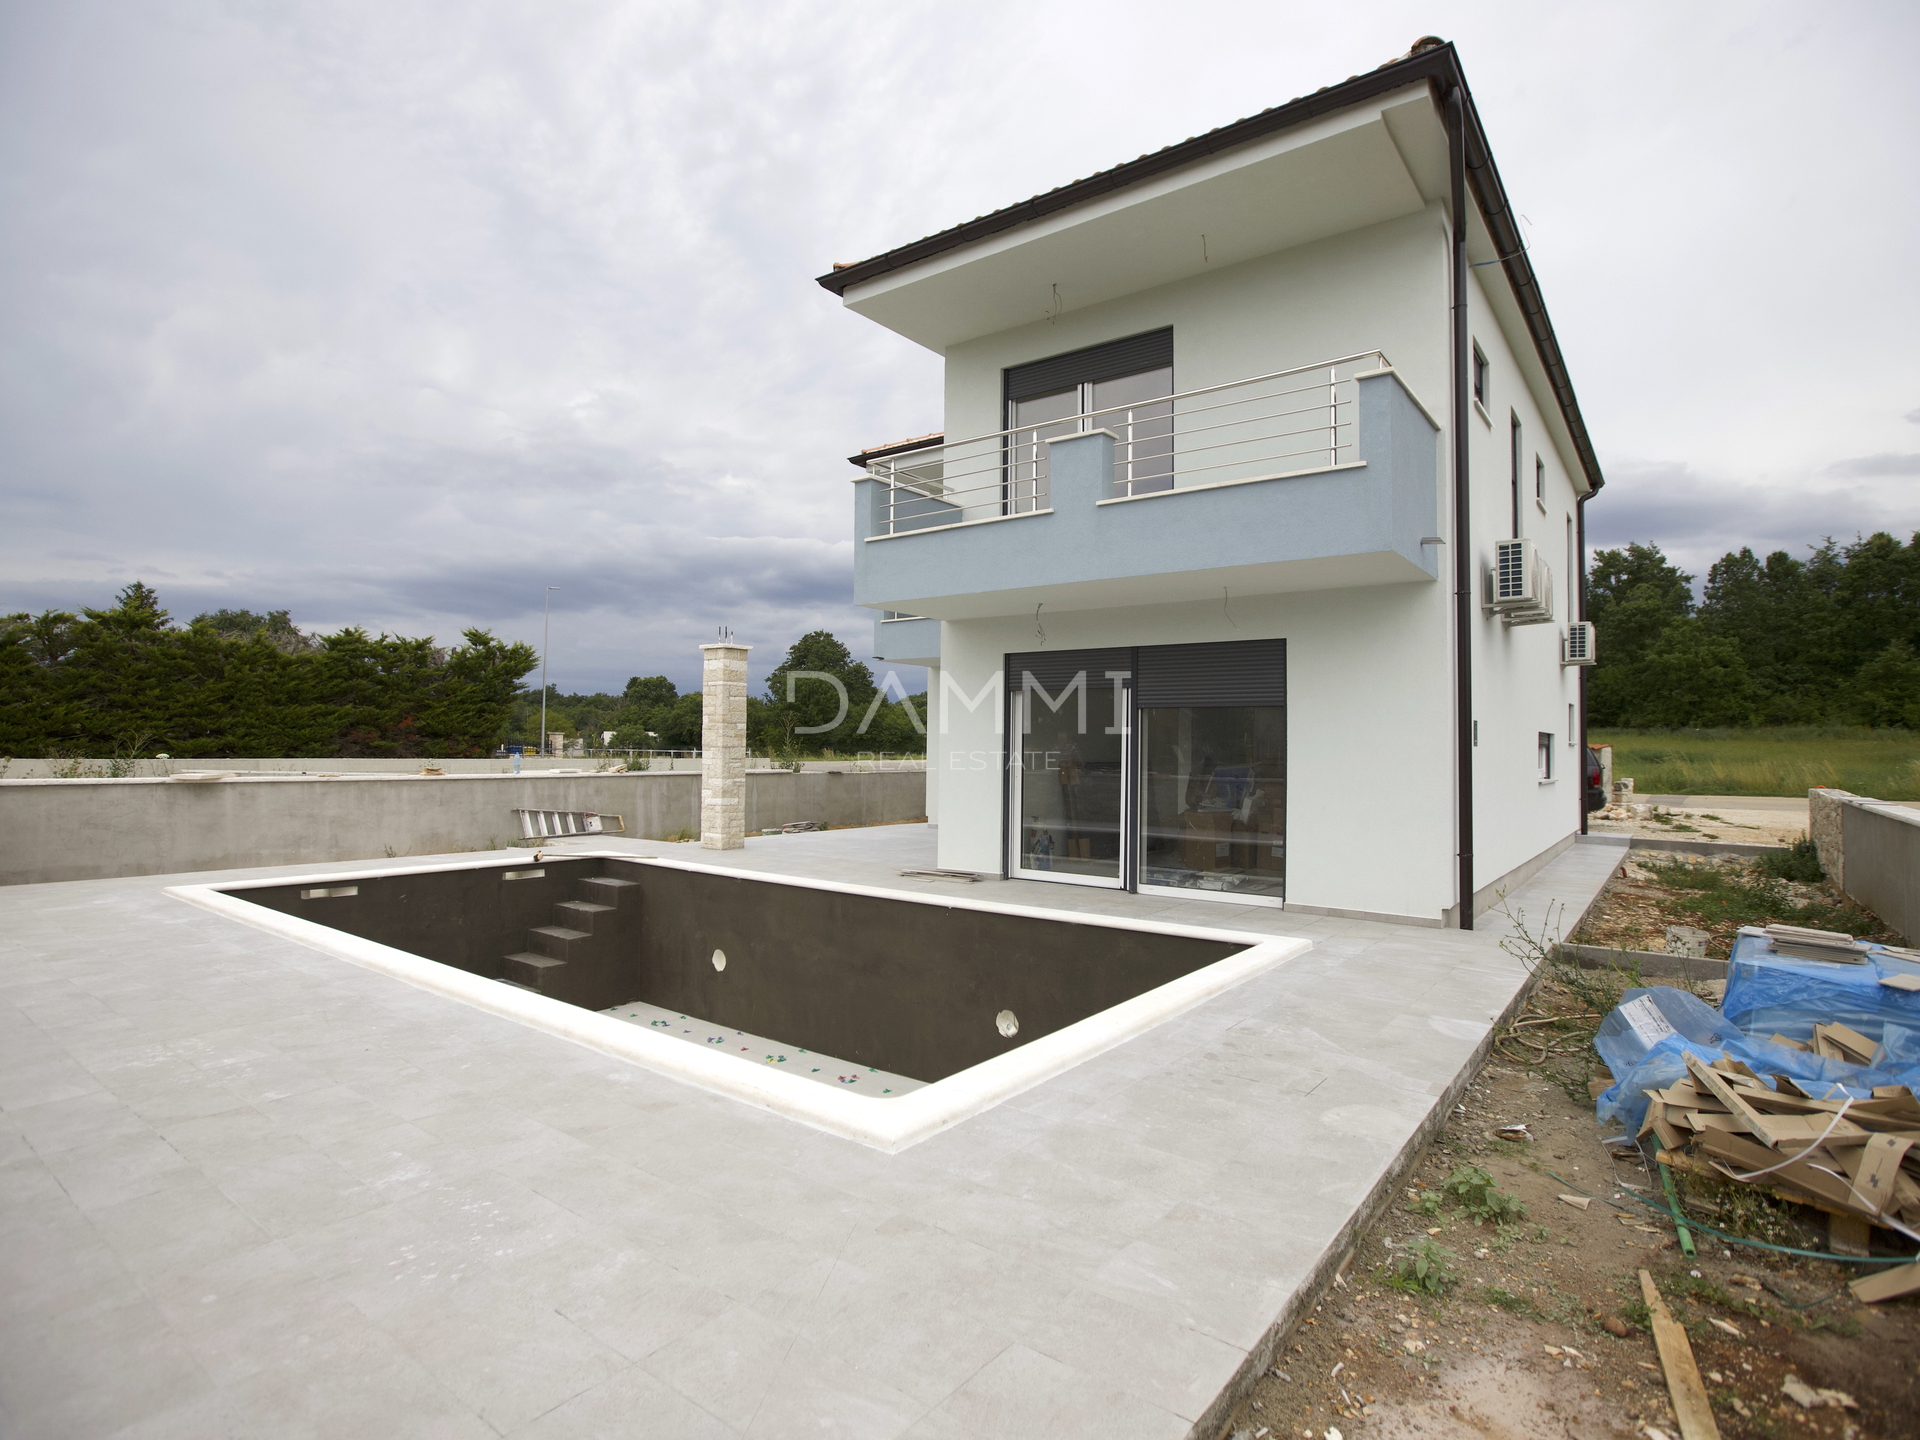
(815, 47), (1457, 299)
(818, 42), (1603, 492)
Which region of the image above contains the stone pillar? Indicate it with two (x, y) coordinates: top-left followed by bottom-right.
(700, 642), (750, 849)
(1809, 787), (1850, 891)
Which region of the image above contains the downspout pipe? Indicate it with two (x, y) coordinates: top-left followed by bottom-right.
(1577, 490), (1591, 835)
(1447, 85), (1474, 929)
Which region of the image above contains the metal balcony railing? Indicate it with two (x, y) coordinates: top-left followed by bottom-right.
(863, 351), (1390, 536)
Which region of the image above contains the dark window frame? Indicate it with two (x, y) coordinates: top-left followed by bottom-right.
(1509, 412), (1523, 537)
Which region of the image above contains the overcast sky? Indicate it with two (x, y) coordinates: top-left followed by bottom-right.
(4, 1), (1917, 697)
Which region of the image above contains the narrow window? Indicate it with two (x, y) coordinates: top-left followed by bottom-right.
(1535, 454), (1545, 502)
(1538, 732), (1554, 781)
(1509, 414), (1522, 537)
(1471, 344), (1489, 406)
(1568, 704), (1576, 744)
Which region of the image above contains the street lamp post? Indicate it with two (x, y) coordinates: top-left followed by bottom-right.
(539, 586), (559, 757)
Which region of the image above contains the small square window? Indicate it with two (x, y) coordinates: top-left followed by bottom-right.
(1472, 344), (1489, 405)
(1537, 732), (1554, 781)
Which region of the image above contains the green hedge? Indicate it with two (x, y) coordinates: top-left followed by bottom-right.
(2, 584), (538, 759)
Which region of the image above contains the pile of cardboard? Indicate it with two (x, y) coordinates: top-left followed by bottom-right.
(1176, 791), (1284, 876)
(1642, 1051), (1920, 1301)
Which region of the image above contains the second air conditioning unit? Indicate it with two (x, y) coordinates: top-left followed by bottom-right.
(1562, 621), (1596, 666)
(1487, 538), (1555, 625)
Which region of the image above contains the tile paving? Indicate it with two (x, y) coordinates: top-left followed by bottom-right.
(0, 825), (1620, 1438)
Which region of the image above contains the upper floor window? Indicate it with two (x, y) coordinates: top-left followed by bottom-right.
(1471, 343), (1489, 406)
(1535, 454), (1545, 502)
(1005, 329), (1173, 508)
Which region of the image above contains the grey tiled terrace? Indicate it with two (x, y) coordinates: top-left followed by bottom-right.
(0, 825), (1620, 1439)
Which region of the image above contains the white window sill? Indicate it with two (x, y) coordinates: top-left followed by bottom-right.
(1537, 777), (1557, 786)
(1473, 397), (1493, 427)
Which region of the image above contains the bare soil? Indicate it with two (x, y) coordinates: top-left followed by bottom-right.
(1568, 853), (1897, 960)
(1587, 804), (1810, 848)
(1215, 980), (1920, 1440)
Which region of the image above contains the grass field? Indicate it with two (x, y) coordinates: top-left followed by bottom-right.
(1591, 726), (1920, 800)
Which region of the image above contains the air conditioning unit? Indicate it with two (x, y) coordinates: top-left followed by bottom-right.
(1562, 621), (1596, 666)
(1486, 538), (1555, 624)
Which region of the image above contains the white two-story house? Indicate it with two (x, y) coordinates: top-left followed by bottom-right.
(819, 38), (1603, 928)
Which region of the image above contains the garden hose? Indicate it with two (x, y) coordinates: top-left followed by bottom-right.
(1540, 1167), (1915, 1268)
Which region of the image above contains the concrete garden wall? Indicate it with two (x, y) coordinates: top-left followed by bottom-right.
(1810, 787), (1919, 943)
(0, 769), (926, 886)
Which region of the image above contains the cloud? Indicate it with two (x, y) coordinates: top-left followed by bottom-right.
(2, 1), (1918, 699)
(1586, 458), (1915, 582)
(1827, 453), (1920, 477)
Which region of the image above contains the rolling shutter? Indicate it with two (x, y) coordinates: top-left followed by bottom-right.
(1003, 329), (1174, 403)
(1004, 648), (1133, 695)
(1135, 639), (1286, 708)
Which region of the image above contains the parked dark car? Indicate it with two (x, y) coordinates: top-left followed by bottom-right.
(1584, 746), (1606, 813)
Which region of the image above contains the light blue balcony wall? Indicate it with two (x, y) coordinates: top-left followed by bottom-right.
(853, 370), (1439, 619)
(872, 614), (941, 665)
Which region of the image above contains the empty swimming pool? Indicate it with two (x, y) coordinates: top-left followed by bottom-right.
(170, 852), (1310, 1150)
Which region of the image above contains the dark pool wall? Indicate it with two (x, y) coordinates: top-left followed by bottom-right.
(627, 865), (1238, 1082)
(233, 858), (1241, 1083)
(236, 858), (643, 1011)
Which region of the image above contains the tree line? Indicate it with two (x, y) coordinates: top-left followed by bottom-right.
(2, 583), (539, 758)
(1, 587), (927, 759)
(526, 630), (928, 757)
(1587, 531), (1920, 728)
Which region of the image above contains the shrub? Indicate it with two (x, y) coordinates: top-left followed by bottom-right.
(1442, 1165), (1528, 1225)
(1752, 833), (1824, 884)
(1388, 1238), (1458, 1294)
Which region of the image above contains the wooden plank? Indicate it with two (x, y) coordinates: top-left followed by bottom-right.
(1850, 1262), (1920, 1303)
(1639, 1270), (1721, 1440)
(1753, 1112), (1870, 1147)
(1650, 1102), (1687, 1154)
(1684, 1054), (1772, 1143)
(1828, 1212), (1872, 1258)
(1656, 1148), (1849, 1218)
(1690, 1131), (1877, 1218)
(1819, 1021), (1878, 1065)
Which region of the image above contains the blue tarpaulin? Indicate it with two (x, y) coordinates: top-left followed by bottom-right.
(1593, 932), (1920, 1131)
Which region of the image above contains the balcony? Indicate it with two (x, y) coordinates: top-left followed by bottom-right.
(853, 354), (1440, 620)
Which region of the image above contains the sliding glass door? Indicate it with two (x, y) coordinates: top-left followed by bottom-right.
(1009, 673), (1128, 887)
(1136, 704), (1285, 900)
(1005, 640), (1285, 904)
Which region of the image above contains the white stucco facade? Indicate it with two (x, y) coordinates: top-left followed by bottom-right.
(834, 56), (1598, 926)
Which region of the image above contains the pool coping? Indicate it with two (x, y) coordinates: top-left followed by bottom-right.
(165, 849), (1310, 1153)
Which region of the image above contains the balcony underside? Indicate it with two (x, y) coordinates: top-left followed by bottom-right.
(867, 546), (1430, 623)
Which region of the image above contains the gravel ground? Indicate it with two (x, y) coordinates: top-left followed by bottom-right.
(1587, 804), (1811, 848)
(1567, 852), (1897, 959)
(1215, 979), (1920, 1440)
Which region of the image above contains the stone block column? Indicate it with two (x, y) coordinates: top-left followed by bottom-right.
(700, 642), (750, 849)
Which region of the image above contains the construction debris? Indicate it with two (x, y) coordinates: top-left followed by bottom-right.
(1592, 925), (1920, 1291)
(1779, 1375), (1859, 1410)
